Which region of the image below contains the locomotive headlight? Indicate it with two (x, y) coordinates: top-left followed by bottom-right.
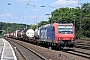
(70, 38), (74, 40)
(58, 38), (61, 40)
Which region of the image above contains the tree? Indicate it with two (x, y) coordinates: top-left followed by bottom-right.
(38, 21), (48, 27)
(30, 24), (37, 30)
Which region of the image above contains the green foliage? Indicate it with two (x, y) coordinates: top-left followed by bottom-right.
(51, 7), (80, 23)
(38, 21), (48, 27)
(0, 30), (6, 36)
(30, 24), (37, 30)
(38, 3), (90, 38)
(0, 22), (30, 36)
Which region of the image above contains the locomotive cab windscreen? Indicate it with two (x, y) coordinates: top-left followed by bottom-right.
(58, 25), (74, 34)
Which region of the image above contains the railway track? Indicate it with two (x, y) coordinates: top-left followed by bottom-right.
(68, 40), (90, 59)
(75, 43), (90, 50)
(3, 37), (90, 60)
(62, 48), (90, 59)
(75, 39), (90, 50)
(5, 38), (47, 60)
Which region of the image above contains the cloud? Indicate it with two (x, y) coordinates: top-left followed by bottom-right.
(32, 0), (37, 1)
(0, 13), (12, 17)
(33, 8), (37, 11)
(17, 0), (29, 2)
(52, 0), (78, 6)
(17, 0), (30, 2)
(17, 0), (37, 2)
(23, 15), (36, 19)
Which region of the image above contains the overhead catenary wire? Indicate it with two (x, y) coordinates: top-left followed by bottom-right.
(14, 0), (21, 13)
(17, 0), (30, 16)
(12, 1), (56, 25)
(12, 0), (30, 23)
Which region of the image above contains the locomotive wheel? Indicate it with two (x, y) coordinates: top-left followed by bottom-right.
(57, 44), (64, 50)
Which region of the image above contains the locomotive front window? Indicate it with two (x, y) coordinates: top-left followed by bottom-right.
(66, 26), (73, 31)
(58, 26), (65, 33)
(58, 26), (65, 31)
(58, 25), (73, 34)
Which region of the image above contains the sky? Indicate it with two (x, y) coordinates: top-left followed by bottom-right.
(0, 0), (90, 25)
